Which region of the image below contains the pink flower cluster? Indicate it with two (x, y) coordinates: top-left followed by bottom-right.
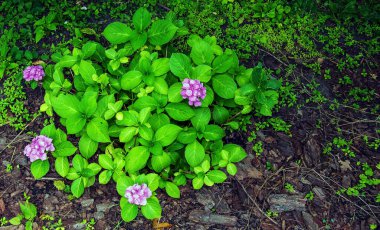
(124, 183), (152, 206)
(23, 135), (55, 162)
(180, 78), (206, 107)
(23, 65), (45, 81)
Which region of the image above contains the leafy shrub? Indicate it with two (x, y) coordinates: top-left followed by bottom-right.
(29, 8), (280, 222)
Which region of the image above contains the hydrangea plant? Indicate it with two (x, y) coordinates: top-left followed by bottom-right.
(27, 8), (281, 222)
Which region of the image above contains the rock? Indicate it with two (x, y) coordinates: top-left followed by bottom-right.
(188, 210), (238, 226)
(302, 212), (319, 230)
(0, 137), (6, 149)
(312, 187), (326, 200)
(267, 194), (306, 213)
(94, 211), (105, 220)
(96, 202), (116, 212)
(72, 223), (86, 230)
(195, 190), (215, 211)
(0, 226), (24, 230)
(236, 163), (263, 180)
(342, 175), (351, 188)
(81, 198), (94, 208)
(43, 195), (59, 213)
(303, 136), (321, 167)
(215, 197), (230, 214)
(95, 220), (109, 230)
(14, 155), (28, 167)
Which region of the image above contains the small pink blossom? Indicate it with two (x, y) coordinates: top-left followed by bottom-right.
(124, 183), (152, 206)
(23, 65), (45, 81)
(24, 135), (55, 162)
(180, 78), (206, 107)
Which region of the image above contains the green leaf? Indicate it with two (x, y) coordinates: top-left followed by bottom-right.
(31, 160), (50, 179)
(168, 83), (184, 103)
(212, 52), (234, 73)
(154, 124), (182, 146)
(20, 202), (37, 220)
(153, 77), (168, 95)
(177, 128), (197, 144)
(133, 8), (151, 32)
(141, 198), (162, 220)
(80, 89), (98, 116)
(9, 215), (23, 225)
(66, 168), (80, 180)
(54, 141), (77, 157)
(223, 144), (247, 163)
(121, 70), (143, 90)
(125, 146), (150, 173)
(165, 103), (195, 121)
(99, 170), (113, 184)
(169, 53), (192, 79)
(120, 127), (138, 143)
(58, 55), (78, 68)
(149, 113), (170, 131)
(35, 26), (44, 43)
(227, 163), (237, 175)
(203, 125), (225, 140)
(55, 157), (69, 177)
(190, 40), (214, 65)
(165, 182), (180, 198)
(131, 31), (148, 50)
(87, 163), (102, 175)
(133, 96), (158, 112)
(72, 154), (86, 172)
(116, 175), (134, 196)
(79, 60), (96, 85)
(192, 65), (212, 82)
(79, 134), (98, 159)
(212, 106), (230, 124)
(86, 118), (111, 143)
(40, 124), (57, 139)
(146, 173), (160, 191)
(206, 170), (227, 183)
(66, 114), (86, 134)
(121, 201), (138, 222)
(185, 140), (205, 167)
(151, 152), (171, 172)
(139, 107), (151, 124)
(98, 154), (114, 170)
(103, 22), (132, 44)
(52, 94), (81, 118)
(191, 107), (211, 131)
(212, 74), (237, 99)
(71, 178), (85, 198)
(192, 176), (204, 190)
(152, 58), (170, 76)
(82, 42), (97, 59)
(148, 20), (178, 46)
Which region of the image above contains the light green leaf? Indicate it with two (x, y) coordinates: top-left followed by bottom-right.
(190, 40), (214, 65)
(31, 160), (50, 179)
(154, 124), (182, 147)
(133, 8), (151, 32)
(52, 94), (81, 119)
(79, 134), (98, 159)
(152, 58), (170, 76)
(165, 182), (180, 198)
(86, 118), (111, 143)
(79, 60), (96, 85)
(165, 103), (195, 121)
(206, 170), (227, 183)
(148, 113), (170, 131)
(58, 55), (78, 68)
(120, 127), (138, 143)
(151, 153), (171, 172)
(192, 176), (204, 190)
(169, 53), (192, 79)
(141, 198), (162, 220)
(212, 74), (237, 99)
(55, 157), (69, 177)
(121, 201), (138, 222)
(99, 170), (113, 184)
(185, 140), (205, 167)
(54, 141), (77, 157)
(99, 154), (114, 170)
(153, 77), (168, 95)
(212, 52), (234, 73)
(72, 154), (86, 172)
(66, 114), (86, 134)
(133, 96), (158, 112)
(71, 178), (85, 198)
(148, 20), (178, 46)
(224, 144), (247, 163)
(121, 70), (143, 90)
(203, 125), (225, 140)
(191, 107), (211, 131)
(125, 146), (150, 173)
(103, 22), (132, 44)
(212, 106), (230, 124)
(168, 83), (183, 103)
(192, 65), (212, 82)
(116, 175), (134, 196)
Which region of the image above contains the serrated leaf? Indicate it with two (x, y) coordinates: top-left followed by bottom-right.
(103, 22), (132, 44)
(86, 118), (110, 143)
(185, 140), (205, 167)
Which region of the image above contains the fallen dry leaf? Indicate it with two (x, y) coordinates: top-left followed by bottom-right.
(153, 219), (172, 229)
(339, 160), (352, 172)
(0, 198), (5, 213)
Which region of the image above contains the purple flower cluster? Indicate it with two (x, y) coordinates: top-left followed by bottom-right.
(180, 78), (206, 107)
(23, 135), (55, 162)
(23, 65), (45, 81)
(124, 183), (152, 206)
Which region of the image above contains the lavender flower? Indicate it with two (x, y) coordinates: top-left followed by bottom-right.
(23, 65), (45, 81)
(23, 135), (55, 162)
(124, 183), (152, 206)
(180, 78), (206, 107)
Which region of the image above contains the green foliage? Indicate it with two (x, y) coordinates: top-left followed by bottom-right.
(8, 193), (37, 230)
(31, 7), (256, 223)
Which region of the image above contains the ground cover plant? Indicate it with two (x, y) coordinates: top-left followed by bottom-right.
(0, 0), (379, 229)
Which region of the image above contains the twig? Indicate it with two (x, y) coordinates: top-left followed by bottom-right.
(25, 177), (60, 181)
(234, 179), (280, 226)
